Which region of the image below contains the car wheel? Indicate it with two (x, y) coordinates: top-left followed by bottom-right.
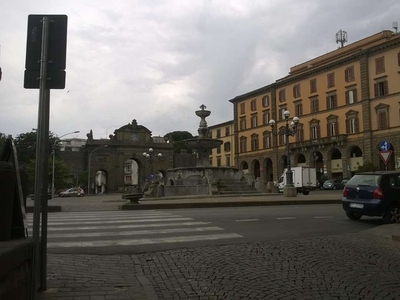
(333, 186), (337, 190)
(303, 191), (310, 195)
(346, 212), (362, 221)
(383, 205), (400, 224)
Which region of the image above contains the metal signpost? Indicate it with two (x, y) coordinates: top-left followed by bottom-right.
(24, 14), (67, 300)
(379, 140), (392, 170)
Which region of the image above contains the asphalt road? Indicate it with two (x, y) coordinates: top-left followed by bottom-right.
(27, 202), (382, 255)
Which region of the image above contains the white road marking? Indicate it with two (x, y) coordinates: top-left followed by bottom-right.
(46, 227), (224, 238)
(27, 221), (211, 232)
(314, 216), (334, 219)
(47, 233), (243, 248)
(43, 217), (193, 226)
(27, 215), (182, 223)
(235, 219), (259, 222)
(276, 217), (296, 220)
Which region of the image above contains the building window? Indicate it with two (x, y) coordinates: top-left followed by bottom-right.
(124, 175), (132, 184)
(279, 106), (287, 121)
(374, 81), (388, 98)
(327, 72), (335, 88)
(375, 104), (389, 129)
(294, 101), (302, 117)
(251, 114), (258, 128)
(262, 95), (270, 107)
(124, 164), (132, 173)
(240, 103), (245, 114)
(327, 117), (339, 137)
(263, 110), (270, 125)
(345, 66), (355, 82)
(375, 56), (385, 75)
(310, 122), (320, 140)
(310, 79), (317, 94)
(263, 131), (271, 149)
(225, 126), (230, 136)
(216, 146), (221, 154)
(251, 99), (257, 111)
(326, 94), (337, 109)
(293, 84), (301, 98)
(216, 129), (221, 138)
(224, 142), (231, 152)
(251, 134), (259, 151)
(310, 97), (319, 113)
(240, 117), (246, 130)
(225, 156), (230, 167)
(240, 137), (247, 153)
(217, 157), (221, 167)
(295, 125), (304, 142)
(398, 51), (400, 66)
(346, 89), (357, 104)
(279, 128), (286, 146)
(279, 89), (286, 102)
(209, 131), (212, 138)
(346, 113), (359, 134)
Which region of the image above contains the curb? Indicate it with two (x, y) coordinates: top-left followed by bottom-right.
(120, 199), (342, 210)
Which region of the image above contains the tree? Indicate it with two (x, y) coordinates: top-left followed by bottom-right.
(24, 157), (70, 193)
(0, 132), (9, 152)
(13, 129), (58, 166)
(356, 161), (379, 173)
(164, 131), (194, 154)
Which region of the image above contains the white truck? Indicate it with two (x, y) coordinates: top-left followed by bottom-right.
(276, 166), (317, 195)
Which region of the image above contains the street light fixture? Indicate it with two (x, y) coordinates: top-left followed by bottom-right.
(52, 130), (80, 197)
(87, 145), (108, 195)
(142, 148), (162, 183)
(269, 110), (300, 197)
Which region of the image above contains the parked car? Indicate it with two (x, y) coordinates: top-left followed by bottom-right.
(59, 187), (85, 197)
(322, 179), (342, 190)
(341, 178), (349, 187)
(342, 171), (400, 223)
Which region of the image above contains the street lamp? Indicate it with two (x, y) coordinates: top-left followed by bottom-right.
(87, 145), (108, 195)
(52, 130), (80, 197)
(142, 148), (162, 183)
(269, 110), (300, 197)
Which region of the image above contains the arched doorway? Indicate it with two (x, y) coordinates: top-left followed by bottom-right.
(330, 148), (343, 179)
(349, 146), (363, 176)
(240, 161), (249, 174)
(295, 153), (307, 167)
(263, 158), (273, 182)
(311, 151), (324, 179)
(124, 159), (140, 187)
(252, 160), (261, 179)
(94, 170), (107, 194)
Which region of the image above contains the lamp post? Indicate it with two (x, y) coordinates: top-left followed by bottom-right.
(142, 148), (162, 183)
(87, 145), (108, 195)
(52, 130), (80, 197)
(269, 110), (300, 197)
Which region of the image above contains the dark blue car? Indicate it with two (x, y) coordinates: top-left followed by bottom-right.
(342, 171), (400, 223)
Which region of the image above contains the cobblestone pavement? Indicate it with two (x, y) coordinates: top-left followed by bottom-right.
(40, 230), (400, 300)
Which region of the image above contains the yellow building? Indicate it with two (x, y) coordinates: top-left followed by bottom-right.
(229, 30), (400, 185)
(208, 121), (235, 167)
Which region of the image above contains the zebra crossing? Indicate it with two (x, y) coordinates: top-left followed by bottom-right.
(26, 210), (242, 251)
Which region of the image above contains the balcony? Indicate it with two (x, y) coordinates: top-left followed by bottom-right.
(290, 134), (347, 151)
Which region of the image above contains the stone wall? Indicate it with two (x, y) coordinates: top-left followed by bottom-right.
(0, 239), (33, 300)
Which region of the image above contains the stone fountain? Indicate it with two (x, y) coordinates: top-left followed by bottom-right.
(164, 105), (256, 197)
(185, 104), (223, 167)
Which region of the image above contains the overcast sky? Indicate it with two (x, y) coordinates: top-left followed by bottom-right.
(1, 0), (399, 140)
